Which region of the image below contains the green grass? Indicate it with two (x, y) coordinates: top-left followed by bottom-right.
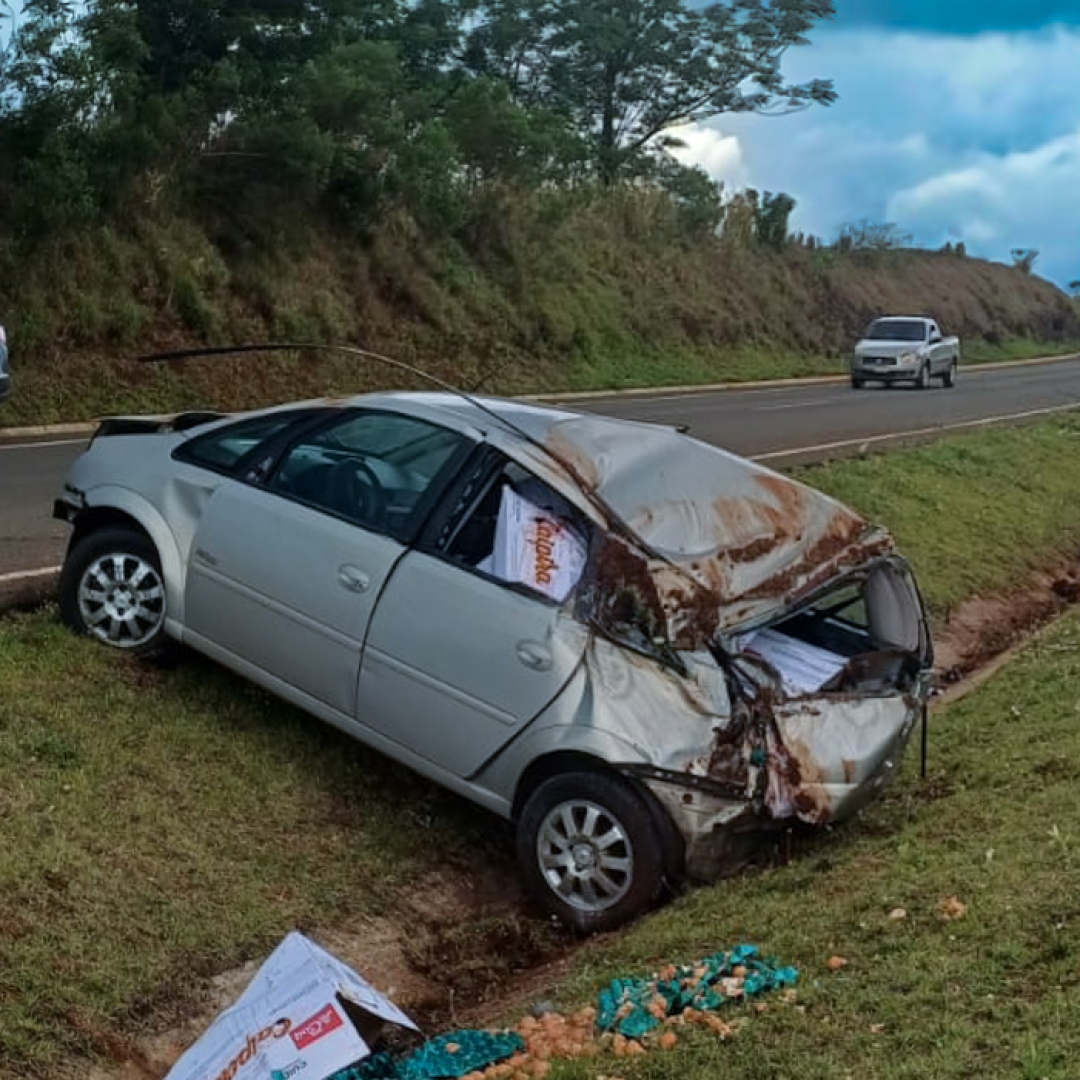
(799, 415), (1080, 621)
(558, 337), (1080, 395)
(4, 416), (1080, 1077)
(560, 345), (837, 392)
(963, 336), (1080, 364)
(0, 615), (524, 1075)
(543, 608), (1080, 1080)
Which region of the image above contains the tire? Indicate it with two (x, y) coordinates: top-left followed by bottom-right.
(59, 527), (169, 656)
(516, 771), (667, 934)
(915, 363), (930, 390)
(942, 361), (957, 388)
(851, 376), (865, 390)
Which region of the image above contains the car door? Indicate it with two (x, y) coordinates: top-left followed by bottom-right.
(356, 455), (591, 778)
(183, 409), (472, 719)
(927, 322), (945, 373)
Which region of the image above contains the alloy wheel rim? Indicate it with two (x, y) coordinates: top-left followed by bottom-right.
(536, 799), (634, 912)
(78, 553), (165, 648)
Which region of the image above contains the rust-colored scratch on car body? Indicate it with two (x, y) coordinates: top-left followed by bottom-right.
(539, 414), (930, 862)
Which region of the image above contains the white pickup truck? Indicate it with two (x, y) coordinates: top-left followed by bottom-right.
(851, 316), (960, 390)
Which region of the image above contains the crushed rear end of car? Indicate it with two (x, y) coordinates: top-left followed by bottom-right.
(540, 416), (933, 879)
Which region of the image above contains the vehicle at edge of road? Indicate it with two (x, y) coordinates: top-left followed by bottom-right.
(851, 316), (960, 390)
(0, 323), (9, 403)
(52, 392), (934, 933)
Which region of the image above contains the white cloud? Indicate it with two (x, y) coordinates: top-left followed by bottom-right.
(672, 24), (1080, 284)
(887, 127), (1080, 273)
(667, 125), (751, 190)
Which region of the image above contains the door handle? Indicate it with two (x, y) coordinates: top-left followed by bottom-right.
(516, 640), (553, 672)
(338, 565), (371, 594)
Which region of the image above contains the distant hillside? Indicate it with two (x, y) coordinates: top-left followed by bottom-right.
(4, 191), (1078, 426)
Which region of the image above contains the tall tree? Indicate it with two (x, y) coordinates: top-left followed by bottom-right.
(466, 0), (836, 183)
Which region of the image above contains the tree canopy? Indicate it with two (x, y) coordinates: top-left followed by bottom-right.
(0, 0), (836, 236)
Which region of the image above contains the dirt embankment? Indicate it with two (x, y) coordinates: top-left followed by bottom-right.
(5, 198), (1080, 428)
(81, 549), (1080, 1080)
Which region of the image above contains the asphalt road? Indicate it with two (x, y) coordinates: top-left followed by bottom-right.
(3, 356), (1080, 579)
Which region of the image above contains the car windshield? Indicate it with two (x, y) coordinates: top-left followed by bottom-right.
(865, 320), (927, 342)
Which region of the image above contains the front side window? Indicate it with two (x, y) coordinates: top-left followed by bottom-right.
(174, 410), (320, 474)
(270, 410), (471, 541)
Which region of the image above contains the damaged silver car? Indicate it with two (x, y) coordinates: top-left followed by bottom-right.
(54, 391), (933, 932)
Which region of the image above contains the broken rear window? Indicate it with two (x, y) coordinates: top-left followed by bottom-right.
(734, 561), (926, 697)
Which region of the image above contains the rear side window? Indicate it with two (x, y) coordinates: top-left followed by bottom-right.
(174, 411), (320, 474)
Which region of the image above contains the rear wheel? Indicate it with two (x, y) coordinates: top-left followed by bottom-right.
(59, 527), (168, 656)
(516, 771), (666, 934)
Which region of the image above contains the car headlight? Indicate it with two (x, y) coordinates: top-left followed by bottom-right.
(899, 351), (920, 364)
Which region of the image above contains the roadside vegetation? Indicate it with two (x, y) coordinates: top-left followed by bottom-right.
(4, 413), (1080, 1077)
(2, 1), (1079, 428)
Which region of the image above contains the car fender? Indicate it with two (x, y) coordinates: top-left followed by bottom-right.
(474, 637), (730, 813)
(471, 661), (658, 806)
(79, 484), (188, 628)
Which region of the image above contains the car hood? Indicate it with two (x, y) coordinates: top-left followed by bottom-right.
(542, 415), (893, 647)
(855, 339), (923, 357)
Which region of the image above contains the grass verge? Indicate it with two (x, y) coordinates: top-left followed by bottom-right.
(0, 618), (527, 1075)
(798, 414), (1080, 622)
(559, 338), (1080, 394)
(545, 609), (1080, 1080)
(3, 414), (1080, 1076)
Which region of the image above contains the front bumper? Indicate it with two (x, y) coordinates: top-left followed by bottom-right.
(852, 358), (921, 380)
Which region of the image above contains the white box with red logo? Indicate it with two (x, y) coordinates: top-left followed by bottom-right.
(164, 932), (419, 1080)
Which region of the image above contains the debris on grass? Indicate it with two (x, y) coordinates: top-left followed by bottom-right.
(165, 939), (796, 1080)
(938, 896), (968, 922)
(595, 945), (797, 1041)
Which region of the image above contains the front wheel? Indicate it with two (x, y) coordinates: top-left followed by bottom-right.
(942, 361), (957, 388)
(516, 771), (667, 934)
(915, 363), (930, 390)
(851, 375), (865, 390)
(59, 527), (168, 655)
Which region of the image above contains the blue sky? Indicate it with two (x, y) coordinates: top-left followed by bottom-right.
(677, 1), (1080, 287)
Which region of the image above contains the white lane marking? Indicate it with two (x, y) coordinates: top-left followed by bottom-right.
(0, 437), (88, 452)
(0, 566), (62, 585)
(751, 403), (1080, 462)
(753, 396), (846, 412)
